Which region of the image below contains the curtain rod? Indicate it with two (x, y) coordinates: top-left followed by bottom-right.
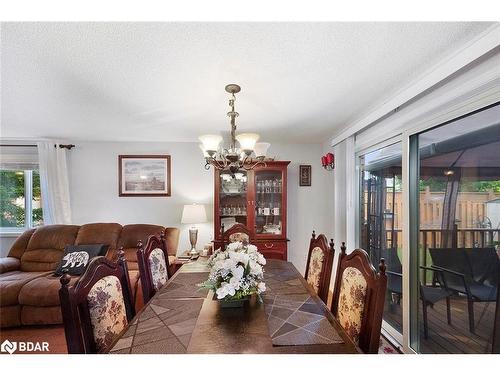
(0, 144), (76, 150)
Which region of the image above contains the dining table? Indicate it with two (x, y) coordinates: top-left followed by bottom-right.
(107, 258), (360, 354)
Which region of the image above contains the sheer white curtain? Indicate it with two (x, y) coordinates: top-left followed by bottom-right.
(37, 141), (72, 224)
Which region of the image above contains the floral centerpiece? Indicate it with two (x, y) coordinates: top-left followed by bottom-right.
(199, 241), (266, 306)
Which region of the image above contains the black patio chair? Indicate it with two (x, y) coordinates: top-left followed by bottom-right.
(381, 248), (403, 304)
(429, 247), (499, 333)
(381, 248), (453, 339)
(420, 266), (453, 339)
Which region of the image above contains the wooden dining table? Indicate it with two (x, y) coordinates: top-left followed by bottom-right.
(107, 258), (360, 354)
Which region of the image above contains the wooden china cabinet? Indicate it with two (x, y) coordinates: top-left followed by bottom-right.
(213, 161), (290, 260)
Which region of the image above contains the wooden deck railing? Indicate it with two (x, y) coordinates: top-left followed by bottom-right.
(388, 226), (500, 250)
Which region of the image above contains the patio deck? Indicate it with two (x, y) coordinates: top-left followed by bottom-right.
(385, 294), (496, 353)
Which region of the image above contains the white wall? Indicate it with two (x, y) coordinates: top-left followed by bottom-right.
(1, 237), (17, 257)
(66, 141), (332, 273)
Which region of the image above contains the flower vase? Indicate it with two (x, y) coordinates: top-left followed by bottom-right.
(215, 294), (250, 308)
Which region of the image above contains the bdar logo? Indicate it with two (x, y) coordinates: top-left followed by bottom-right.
(1, 340), (17, 354)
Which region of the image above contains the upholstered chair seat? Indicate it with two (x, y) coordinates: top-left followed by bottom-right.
(137, 233), (171, 304)
(331, 244), (387, 353)
(59, 251), (135, 353)
(304, 231), (334, 304)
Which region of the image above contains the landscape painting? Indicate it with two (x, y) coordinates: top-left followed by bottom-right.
(119, 155), (171, 196)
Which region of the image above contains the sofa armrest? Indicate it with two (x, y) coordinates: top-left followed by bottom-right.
(0, 257), (21, 274)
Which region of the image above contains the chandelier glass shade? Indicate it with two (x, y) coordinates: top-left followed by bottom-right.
(199, 84), (269, 174)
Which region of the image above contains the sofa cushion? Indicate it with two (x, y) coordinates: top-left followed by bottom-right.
(21, 305), (62, 326)
(7, 228), (36, 259)
(0, 305), (21, 328)
(117, 224), (165, 269)
(75, 223), (123, 254)
(21, 225), (80, 272)
(164, 227), (180, 256)
(0, 271), (50, 306)
(19, 273), (78, 307)
(0, 257), (21, 274)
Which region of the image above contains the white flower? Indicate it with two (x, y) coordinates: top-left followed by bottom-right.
(227, 241), (243, 252)
(257, 282), (266, 293)
(231, 265), (244, 280)
(246, 244), (258, 253)
(257, 253), (266, 265)
(249, 260), (263, 277)
(229, 250), (249, 265)
(216, 282), (236, 299)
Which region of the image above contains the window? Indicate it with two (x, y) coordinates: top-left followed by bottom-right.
(0, 145), (43, 230)
(358, 141), (403, 338)
(410, 104), (500, 353)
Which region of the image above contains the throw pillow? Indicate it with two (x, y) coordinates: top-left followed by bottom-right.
(54, 244), (109, 276)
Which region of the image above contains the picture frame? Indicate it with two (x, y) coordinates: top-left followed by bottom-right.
(299, 165), (311, 186)
(118, 155), (171, 197)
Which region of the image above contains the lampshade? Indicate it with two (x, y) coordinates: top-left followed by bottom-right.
(235, 133), (260, 151)
(199, 144), (209, 158)
(254, 142), (270, 158)
(181, 204), (207, 224)
(198, 135), (223, 152)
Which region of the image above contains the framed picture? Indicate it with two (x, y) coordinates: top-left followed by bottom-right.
(119, 155), (171, 197)
(299, 165), (311, 186)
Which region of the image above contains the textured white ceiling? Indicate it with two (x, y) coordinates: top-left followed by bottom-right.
(0, 22), (494, 143)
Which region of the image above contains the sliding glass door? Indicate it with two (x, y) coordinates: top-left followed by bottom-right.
(359, 141), (403, 338)
(410, 104), (500, 353)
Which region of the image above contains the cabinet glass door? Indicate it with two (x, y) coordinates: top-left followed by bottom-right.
(218, 171), (248, 233)
(254, 170), (283, 237)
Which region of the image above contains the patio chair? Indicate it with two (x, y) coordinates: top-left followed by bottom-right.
(381, 248), (403, 304)
(380, 249), (453, 339)
(429, 247), (498, 333)
(420, 266), (453, 339)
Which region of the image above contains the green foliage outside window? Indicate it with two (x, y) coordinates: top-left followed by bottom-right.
(0, 170), (43, 228)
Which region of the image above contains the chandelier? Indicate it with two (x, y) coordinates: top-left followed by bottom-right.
(199, 84), (270, 174)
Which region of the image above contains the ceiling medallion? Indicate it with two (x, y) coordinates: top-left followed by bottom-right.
(199, 84), (271, 174)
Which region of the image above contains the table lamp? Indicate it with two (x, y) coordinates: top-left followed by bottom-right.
(181, 203), (207, 255)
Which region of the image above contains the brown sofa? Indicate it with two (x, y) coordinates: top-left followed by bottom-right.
(0, 223), (180, 328)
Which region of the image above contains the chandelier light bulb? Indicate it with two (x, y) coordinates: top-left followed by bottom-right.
(236, 133), (260, 152)
(199, 135), (222, 153)
(199, 144), (210, 158)
(254, 142), (270, 158)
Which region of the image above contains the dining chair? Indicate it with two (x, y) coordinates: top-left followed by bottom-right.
(304, 230), (335, 304)
(136, 232), (170, 304)
(59, 249), (135, 353)
(331, 243), (387, 353)
(221, 222), (251, 249)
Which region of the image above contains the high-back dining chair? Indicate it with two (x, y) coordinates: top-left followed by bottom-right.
(331, 244), (387, 353)
(136, 232), (170, 304)
(221, 223), (251, 249)
(59, 250), (135, 353)
(304, 230), (335, 304)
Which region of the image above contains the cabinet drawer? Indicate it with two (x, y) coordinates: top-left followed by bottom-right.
(254, 241), (287, 260)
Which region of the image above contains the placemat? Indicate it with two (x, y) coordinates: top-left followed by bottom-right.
(264, 294), (344, 346)
(110, 298), (204, 354)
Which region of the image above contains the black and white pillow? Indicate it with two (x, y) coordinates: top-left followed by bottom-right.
(54, 244), (108, 276)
